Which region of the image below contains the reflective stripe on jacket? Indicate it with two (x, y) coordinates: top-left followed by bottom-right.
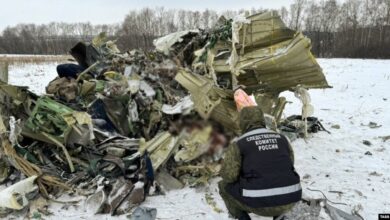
(226, 128), (302, 208)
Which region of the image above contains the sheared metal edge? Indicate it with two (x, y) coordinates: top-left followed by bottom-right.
(174, 69), (223, 119)
(161, 95), (194, 115)
(211, 10), (330, 93)
(149, 135), (179, 171)
(142, 132), (182, 171)
(175, 69), (240, 134)
(213, 33), (330, 93)
(174, 126), (212, 163)
(0, 175), (38, 210)
(153, 30), (199, 55)
(228, 13), (251, 79)
(239, 10), (296, 50)
(174, 12), (330, 134)
(8, 116), (23, 146)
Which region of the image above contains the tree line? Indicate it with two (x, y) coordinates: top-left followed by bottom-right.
(1, 0), (390, 59)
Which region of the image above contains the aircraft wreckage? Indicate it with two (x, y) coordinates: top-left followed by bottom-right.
(0, 11), (335, 218)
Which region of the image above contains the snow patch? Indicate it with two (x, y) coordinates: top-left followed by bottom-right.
(5, 58), (390, 219)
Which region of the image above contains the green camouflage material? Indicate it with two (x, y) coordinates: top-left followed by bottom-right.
(219, 106), (296, 218)
(218, 181), (294, 218)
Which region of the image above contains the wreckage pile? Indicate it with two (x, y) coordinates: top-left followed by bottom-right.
(0, 11), (329, 217)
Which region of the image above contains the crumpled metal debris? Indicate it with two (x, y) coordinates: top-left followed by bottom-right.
(153, 30), (199, 55)
(0, 176), (38, 210)
(175, 69), (240, 133)
(86, 177), (136, 215)
(228, 14), (251, 80)
(161, 95), (194, 115)
(280, 115), (330, 141)
(0, 159), (10, 184)
(0, 10), (331, 217)
(8, 116), (22, 146)
(284, 199), (362, 220)
(141, 132), (182, 171)
(174, 126), (212, 163)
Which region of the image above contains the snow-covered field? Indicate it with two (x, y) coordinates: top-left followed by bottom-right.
(8, 61), (62, 94)
(5, 59), (390, 219)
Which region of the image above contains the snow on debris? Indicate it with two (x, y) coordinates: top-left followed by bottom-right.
(7, 58), (390, 219)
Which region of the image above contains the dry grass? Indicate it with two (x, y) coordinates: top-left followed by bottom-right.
(1, 138), (71, 197)
(0, 54), (71, 64)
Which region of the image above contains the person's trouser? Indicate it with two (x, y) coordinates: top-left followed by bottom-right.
(57, 63), (86, 78)
(218, 180), (295, 218)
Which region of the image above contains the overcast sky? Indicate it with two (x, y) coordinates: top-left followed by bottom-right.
(0, 0), (294, 31)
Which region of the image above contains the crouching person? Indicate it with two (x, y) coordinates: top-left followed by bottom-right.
(219, 106), (301, 220)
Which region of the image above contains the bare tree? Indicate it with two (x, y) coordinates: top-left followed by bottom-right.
(290, 0), (306, 30)
(1, 4), (390, 58)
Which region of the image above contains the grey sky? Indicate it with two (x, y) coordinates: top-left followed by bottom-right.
(0, 0), (294, 31)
